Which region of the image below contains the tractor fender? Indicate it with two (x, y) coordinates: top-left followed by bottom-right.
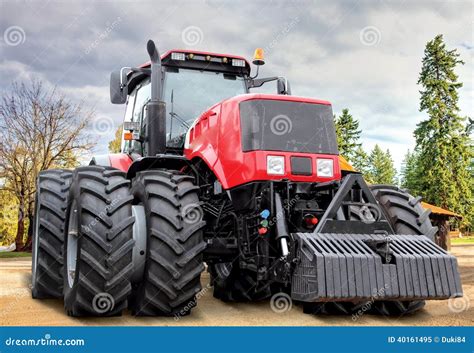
(126, 155), (192, 180)
(89, 153), (133, 172)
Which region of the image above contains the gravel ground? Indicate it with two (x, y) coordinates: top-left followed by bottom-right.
(0, 244), (472, 326)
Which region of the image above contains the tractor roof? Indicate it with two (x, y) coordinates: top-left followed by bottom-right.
(139, 49), (251, 76)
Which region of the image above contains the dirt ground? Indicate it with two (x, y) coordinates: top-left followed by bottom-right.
(1, 244), (472, 326)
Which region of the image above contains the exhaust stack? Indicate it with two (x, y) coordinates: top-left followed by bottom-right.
(146, 40), (166, 155)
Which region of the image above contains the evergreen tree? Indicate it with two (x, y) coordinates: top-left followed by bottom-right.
(414, 34), (473, 228)
(367, 145), (397, 184)
(351, 146), (371, 182)
(334, 109), (361, 162)
(400, 149), (422, 194)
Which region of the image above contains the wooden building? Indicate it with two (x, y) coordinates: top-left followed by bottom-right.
(422, 202), (462, 250)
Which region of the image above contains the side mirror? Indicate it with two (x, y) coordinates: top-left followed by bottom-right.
(110, 69), (128, 104)
(277, 78), (291, 95)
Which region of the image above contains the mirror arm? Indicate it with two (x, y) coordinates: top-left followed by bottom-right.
(247, 76), (290, 95)
(120, 67), (152, 88)
(247, 76), (279, 89)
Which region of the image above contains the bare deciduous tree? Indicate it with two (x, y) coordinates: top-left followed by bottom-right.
(0, 81), (94, 250)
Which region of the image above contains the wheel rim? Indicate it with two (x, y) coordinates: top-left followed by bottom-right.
(31, 191), (40, 285)
(67, 200), (79, 288)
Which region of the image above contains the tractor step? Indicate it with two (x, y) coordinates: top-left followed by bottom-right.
(291, 233), (462, 302)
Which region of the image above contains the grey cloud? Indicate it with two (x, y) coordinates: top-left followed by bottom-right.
(0, 0), (472, 164)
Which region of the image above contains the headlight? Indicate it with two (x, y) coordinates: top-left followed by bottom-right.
(316, 159), (334, 177)
(267, 156), (285, 175)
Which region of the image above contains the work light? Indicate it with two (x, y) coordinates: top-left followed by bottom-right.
(267, 156), (285, 175)
(316, 159), (333, 177)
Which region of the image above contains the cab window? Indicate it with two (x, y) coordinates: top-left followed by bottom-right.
(123, 79), (150, 154)
(121, 89), (136, 153)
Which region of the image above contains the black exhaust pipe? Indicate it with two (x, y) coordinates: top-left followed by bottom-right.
(146, 40), (166, 156)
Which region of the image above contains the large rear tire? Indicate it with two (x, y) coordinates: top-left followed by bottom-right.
(370, 184), (438, 316)
(130, 170), (206, 316)
(32, 169), (72, 299)
(63, 166), (134, 316)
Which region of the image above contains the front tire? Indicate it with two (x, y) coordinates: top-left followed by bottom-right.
(370, 184), (438, 316)
(63, 166), (134, 316)
(130, 170), (206, 316)
(32, 169), (72, 299)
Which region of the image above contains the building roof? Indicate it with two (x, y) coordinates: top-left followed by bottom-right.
(422, 202), (462, 219)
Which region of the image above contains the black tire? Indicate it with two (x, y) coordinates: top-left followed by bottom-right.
(370, 184), (438, 316)
(32, 169), (72, 299)
(130, 170), (206, 316)
(63, 166), (134, 316)
(210, 262), (271, 302)
(371, 185), (437, 242)
(302, 301), (368, 315)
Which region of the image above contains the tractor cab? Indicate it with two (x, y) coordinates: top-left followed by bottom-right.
(111, 45), (291, 156)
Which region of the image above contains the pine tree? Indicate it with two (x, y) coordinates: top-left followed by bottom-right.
(400, 149), (422, 194)
(415, 34), (473, 228)
(367, 145), (397, 184)
(351, 146), (371, 181)
(334, 109), (362, 162)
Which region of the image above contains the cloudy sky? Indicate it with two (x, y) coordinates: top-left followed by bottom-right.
(0, 0), (472, 168)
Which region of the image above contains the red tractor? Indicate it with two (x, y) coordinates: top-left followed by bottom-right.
(31, 40), (462, 317)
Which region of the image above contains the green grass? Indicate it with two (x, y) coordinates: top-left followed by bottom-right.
(0, 251), (31, 258)
(451, 237), (474, 245)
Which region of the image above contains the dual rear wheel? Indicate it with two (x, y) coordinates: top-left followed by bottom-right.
(32, 166), (205, 317)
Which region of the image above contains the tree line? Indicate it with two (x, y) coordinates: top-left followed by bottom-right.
(335, 35), (472, 230)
